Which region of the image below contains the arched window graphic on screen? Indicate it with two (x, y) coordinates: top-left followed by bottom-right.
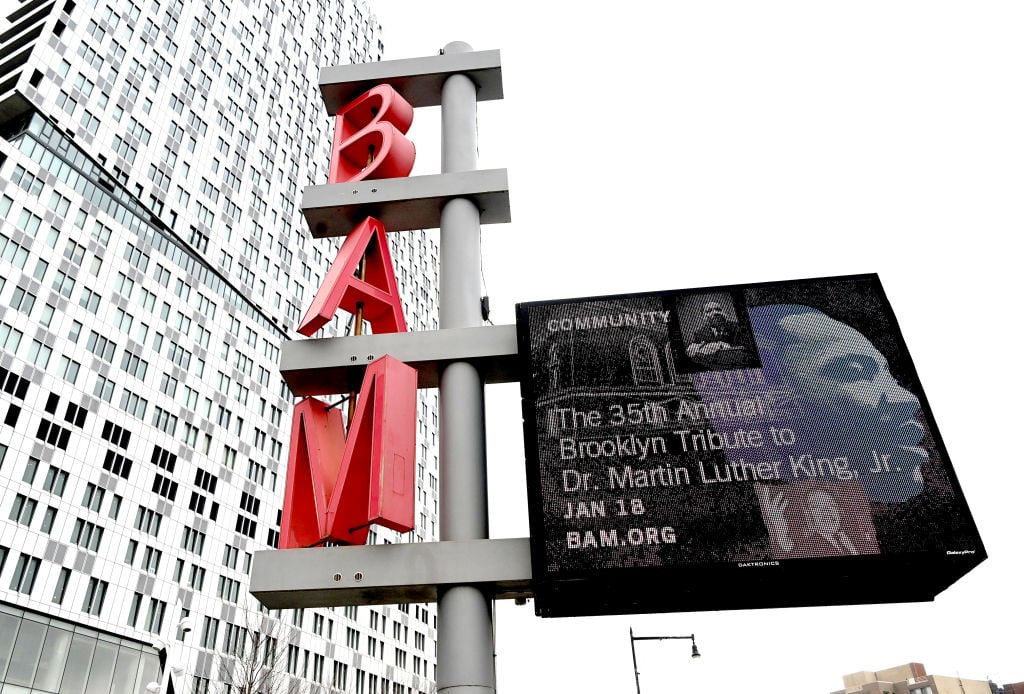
(629, 335), (663, 385)
(516, 274), (985, 617)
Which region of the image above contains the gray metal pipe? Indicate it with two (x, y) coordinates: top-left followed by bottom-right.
(436, 40), (496, 694)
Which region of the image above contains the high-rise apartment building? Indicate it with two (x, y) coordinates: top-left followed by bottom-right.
(0, 0), (440, 692)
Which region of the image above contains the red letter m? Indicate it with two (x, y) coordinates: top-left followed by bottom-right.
(279, 355), (417, 548)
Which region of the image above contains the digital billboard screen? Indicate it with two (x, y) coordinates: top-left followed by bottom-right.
(516, 274), (984, 617)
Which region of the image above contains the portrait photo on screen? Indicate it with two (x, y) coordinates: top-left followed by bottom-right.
(677, 291), (759, 372)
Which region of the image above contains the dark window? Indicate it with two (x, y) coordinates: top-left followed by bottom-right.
(64, 402), (88, 428)
(235, 515), (256, 539)
(36, 419), (72, 450)
(239, 491), (260, 515)
(5, 404), (21, 426)
(194, 468), (217, 493)
(101, 420), (131, 448)
(153, 473), (178, 500)
(151, 445), (177, 472)
(102, 450), (132, 479)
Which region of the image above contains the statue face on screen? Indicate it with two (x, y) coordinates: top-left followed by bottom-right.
(769, 308), (927, 502)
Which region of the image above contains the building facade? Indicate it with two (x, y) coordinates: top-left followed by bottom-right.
(833, 663), (1004, 694)
(0, 0), (439, 692)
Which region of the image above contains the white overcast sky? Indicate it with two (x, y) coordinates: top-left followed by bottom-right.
(364, 2), (1023, 692)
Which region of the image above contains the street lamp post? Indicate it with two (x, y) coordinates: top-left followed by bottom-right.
(629, 627), (700, 694)
(147, 617), (194, 693)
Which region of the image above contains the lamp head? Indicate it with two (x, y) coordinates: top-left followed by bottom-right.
(691, 642), (700, 659)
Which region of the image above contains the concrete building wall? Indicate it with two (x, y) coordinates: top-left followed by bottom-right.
(837, 663), (1010, 694)
(931, 674), (994, 694)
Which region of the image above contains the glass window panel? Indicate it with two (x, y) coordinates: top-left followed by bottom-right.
(59, 634), (95, 694)
(110, 646), (141, 694)
(34, 625), (73, 691)
(0, 613), (21, 681)
(5, 618), (45, 686)
(133, 652), (159, 694)
(82, 640), (117, 694)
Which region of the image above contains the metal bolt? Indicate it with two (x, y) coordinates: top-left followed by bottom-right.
(366, 355), (374, 360)
(333, 573), (342, 582)
(350, 356), (357, 361)
(353, 572), (364, 582)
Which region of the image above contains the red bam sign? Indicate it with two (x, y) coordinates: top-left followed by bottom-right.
(280, 85), (418, 548)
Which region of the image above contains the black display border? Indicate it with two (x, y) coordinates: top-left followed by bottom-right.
(515, 272), (986, 616)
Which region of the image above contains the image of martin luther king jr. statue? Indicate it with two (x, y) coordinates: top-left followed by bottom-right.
(693, 303), (930, 506)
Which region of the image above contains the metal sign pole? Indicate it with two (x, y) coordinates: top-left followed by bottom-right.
(436, 41), (496, 694)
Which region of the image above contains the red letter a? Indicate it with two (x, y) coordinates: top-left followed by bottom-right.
(296, 216), (407, 337)
(279, 355), (417, 549)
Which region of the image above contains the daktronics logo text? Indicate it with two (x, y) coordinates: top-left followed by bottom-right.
(737, 561), (781, 568)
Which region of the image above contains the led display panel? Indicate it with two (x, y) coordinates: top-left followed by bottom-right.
(516, 274), (984, 617)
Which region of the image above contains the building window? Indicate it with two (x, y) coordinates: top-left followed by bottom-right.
(153, 473), (178, 500)
(181, 526), (205, 555)
(200, 617), (219, 649)
(52, 567), (71, 604)
(286, 644), (300, 674)
(82, 577), (108, 615)
(234, 514), (256, 538)
(81, 482), (105, 511)
(22, 456), (39, 484)
(142, 545), (162, 573)
(9, 493), (37, 526)
(217, 575), (240, 602)
(43, 465), (69, 496)
(333, 662), (348, 689)
(134, 505), (162, 535)
(41, 506), (57, 533)
(125, 539), (138, 565)
(222, 544), (239, 569)
(70, 518), (104, 551)
(128, 592), (143, 626)
(145, 598), (167, 632)
(188, 564), (206, 590)
(9, 553), (41, 594)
